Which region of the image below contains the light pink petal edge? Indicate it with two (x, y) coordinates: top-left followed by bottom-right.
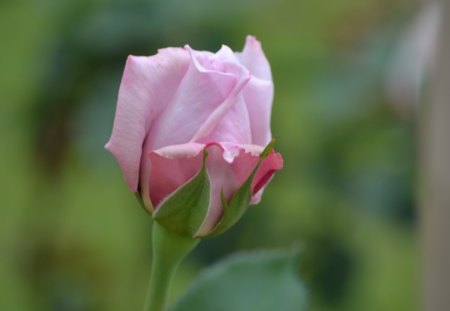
(236, 35), (272, 81)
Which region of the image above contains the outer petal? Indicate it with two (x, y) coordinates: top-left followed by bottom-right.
(236, 36), (274, 146)
(105, 48), (190, 191)
(242, 78), (274, 146)
(250, 151), (284, 204)
(236, 35), (272, 81)
(147, 46), (250, 150)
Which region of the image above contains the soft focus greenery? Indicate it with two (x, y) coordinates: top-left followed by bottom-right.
(1, 0), (419, 310)
(174, 250), (307, 311)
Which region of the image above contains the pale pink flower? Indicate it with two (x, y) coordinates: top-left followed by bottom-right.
(106, 36), (283, 236)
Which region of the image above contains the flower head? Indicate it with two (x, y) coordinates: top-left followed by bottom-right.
(106, 36), (283, 237)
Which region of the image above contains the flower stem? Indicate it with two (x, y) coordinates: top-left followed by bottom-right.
(144, 221), (199, 311)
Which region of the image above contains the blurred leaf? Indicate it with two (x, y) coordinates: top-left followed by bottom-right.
(173, 250), (307, 311)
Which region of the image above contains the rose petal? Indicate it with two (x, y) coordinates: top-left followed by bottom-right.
(105, 48), (190, 191)
(215, 45), (240, 63)
(236, 35), (272, 81)
(236, 36), (274, 146)
(189, 49), (251, 142)
(250, 151), (283, 204)
(146, 46), (249, 150)
(197, 92), (252, 146)
(243, 78), (274, 146)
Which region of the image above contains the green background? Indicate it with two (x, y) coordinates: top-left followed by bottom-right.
(1, 0), (419, 310)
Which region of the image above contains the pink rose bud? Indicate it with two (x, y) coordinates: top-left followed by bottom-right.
(106, 36), (283, 237)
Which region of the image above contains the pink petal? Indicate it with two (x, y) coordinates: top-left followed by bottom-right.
(189, 49), (251, 143)
(250, 151), (284, 204)
(227, 144), (283, 198)
(236, 35), (272, 81)
(105, 48), (190, 191)
(242, 78), (274, 146)
(196, 93), (252, 146)
(236, 36), (274, 146)
(195, 143), (238, 235)
(146, 46), (249, 150)
(215, 45), (240, 63)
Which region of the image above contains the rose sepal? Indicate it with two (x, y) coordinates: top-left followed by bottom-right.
(135, 192), (151, 215)
(153, 150), (211, 238)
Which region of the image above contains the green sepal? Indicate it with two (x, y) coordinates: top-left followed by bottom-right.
(153, 151), (211, 238)
(206, 140), (275, 237)
(135, 191), (151, 215)
(260, 138), (275, 159)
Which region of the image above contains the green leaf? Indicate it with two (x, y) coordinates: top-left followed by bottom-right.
(153, 151), (211, 238)
(173, 250), (307, 311)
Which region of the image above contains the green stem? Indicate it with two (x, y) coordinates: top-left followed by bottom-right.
(144, 221), (199, 311)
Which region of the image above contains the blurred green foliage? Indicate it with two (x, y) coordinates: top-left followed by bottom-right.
(1, 0), (419, 310)
(174, 251), (307, 311)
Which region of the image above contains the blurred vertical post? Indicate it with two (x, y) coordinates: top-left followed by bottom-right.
(421, 0), (450, 310)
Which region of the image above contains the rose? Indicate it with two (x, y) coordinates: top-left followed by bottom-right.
(105, 36), (283, 237)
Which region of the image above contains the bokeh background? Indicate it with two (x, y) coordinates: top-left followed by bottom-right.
(1, 0), (431, 310)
